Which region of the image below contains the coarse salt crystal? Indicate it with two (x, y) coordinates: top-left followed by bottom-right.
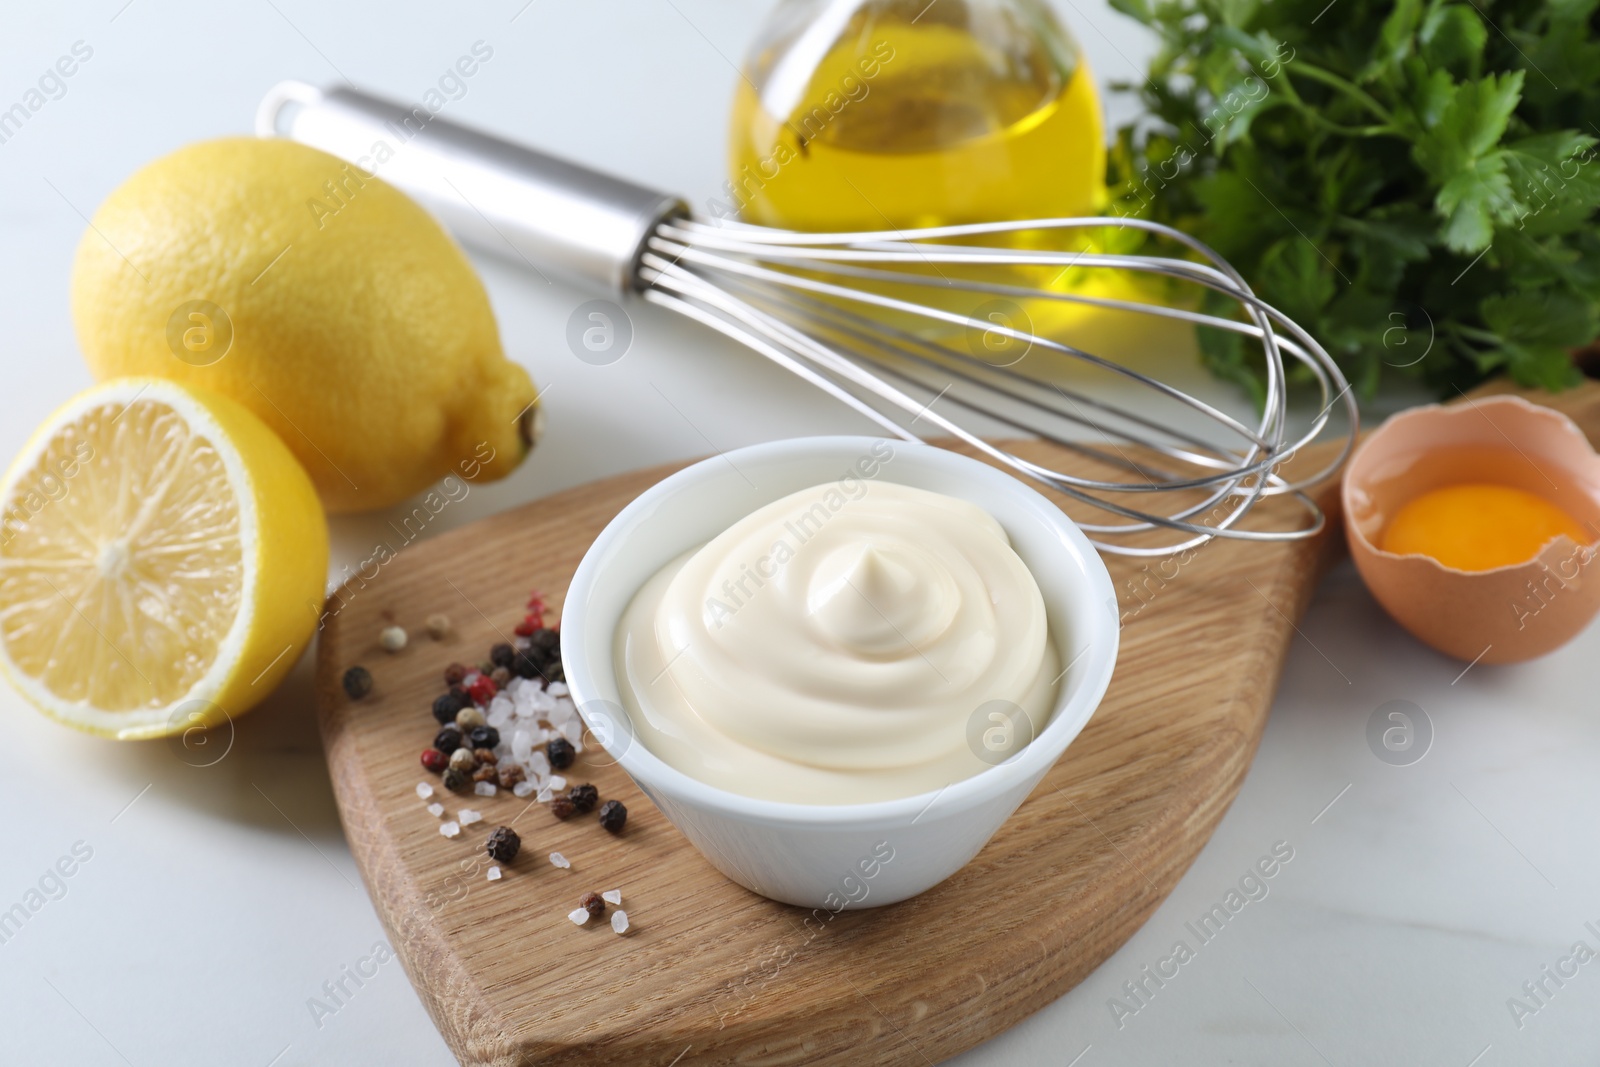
(549, 852), (570, 869)
(558, 719), (584, 745)
(548, 681), (569, 697)
(527, 751), (551, 778)
(511, 729), (534, 763)
(512, 780), (535, 798)
(536, 786), (553, 803)
(486, 867), (502, 882)
(427, 803), (445, 818)
(459, 809), (483, 825)
(416, 782), (434, 800)
(474, 781), (498, 797)
(440, 821), (460, 838)
(567, 907), (590, 926)
(611, 910), (629, 934)
(549, 775), (567, 791)
(601, 889), (622, 906)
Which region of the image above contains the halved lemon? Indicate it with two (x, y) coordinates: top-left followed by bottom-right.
(0, 379), (328, 738)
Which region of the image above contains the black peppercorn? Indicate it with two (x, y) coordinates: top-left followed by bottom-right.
(580, 891), (606, 920)
(468, 725), (499, 750)
(490, 642), (516, 668)
(485, 826), (520, 863)
(550, 794), (575, 820)
(443, 662), (468, 686)
(432, 690), (468, 724)
(526, 628), (565, 680)
(568, 784), (599, 814)
(510, 652), (543, 680)
(442, 767), (469, 792)
(547, 737), (575, 770)
(597, 799), (627, 833)
(433, 726), (463, 753)
(341, 666), (373, 700)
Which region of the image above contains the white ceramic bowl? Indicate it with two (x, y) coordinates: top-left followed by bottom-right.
(562, 437), (1119, 908)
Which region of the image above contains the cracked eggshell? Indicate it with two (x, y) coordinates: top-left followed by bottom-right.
(1343, 396), (1600, 664)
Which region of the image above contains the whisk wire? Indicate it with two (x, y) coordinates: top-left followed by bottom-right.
(644, 215), (1354, 556)
(264, 83), (1357, 556)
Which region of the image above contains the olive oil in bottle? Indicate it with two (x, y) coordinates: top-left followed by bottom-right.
(724, 0), (1145, 366)
(725, 0), (1106, 233)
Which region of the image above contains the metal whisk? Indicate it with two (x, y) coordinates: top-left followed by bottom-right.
(259, 82), (1357, 557)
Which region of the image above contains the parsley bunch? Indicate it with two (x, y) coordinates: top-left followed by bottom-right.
(1107, 0), (1600, 398)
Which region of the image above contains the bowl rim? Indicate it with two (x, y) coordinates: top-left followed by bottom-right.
(560, 435), (1120, 828)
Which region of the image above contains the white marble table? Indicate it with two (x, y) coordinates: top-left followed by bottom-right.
(1, 2), (1596, 1064)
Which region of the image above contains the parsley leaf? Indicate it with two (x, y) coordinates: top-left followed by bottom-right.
(1109, 0), (1600, 397)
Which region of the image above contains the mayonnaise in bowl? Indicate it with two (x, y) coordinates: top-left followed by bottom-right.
(614, 467), (1060, 804)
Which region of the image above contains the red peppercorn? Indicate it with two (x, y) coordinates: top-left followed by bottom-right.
(513, 618), (537, 637)
(466, 674), (498, 705)
(420, 748), (449, 773)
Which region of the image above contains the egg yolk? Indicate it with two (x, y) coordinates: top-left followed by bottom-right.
(1381, 483), (1592, 571)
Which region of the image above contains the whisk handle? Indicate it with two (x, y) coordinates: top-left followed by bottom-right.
(256, 81), (685, 294)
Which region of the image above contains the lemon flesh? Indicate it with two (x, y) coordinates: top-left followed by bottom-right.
(0, 379), (328, 739)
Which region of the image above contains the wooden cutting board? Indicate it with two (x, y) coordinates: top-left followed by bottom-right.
(313, 383), (1596, 1067)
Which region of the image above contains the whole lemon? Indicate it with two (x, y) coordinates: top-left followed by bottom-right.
(70, 137), (540, 513)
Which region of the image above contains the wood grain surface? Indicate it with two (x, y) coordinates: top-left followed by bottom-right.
(313, 383), (1598, 1067)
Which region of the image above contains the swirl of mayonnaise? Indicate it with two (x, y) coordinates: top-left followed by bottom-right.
(613, 477), (1060, 804)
